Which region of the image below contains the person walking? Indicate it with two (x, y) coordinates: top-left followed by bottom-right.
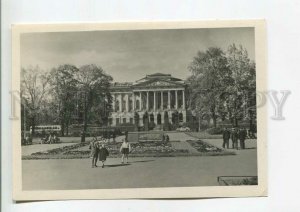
(239, 128), (247, 149)
(222, 128), (231, 149)
(98, 144), (109, 168)
(120, 139), (131, 164)
(89, 138), (99, 168)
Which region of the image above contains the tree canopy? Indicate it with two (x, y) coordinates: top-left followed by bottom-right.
(188, 44), (256, 128)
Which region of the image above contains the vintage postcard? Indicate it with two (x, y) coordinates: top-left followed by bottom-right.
(12, 20), (267, 200)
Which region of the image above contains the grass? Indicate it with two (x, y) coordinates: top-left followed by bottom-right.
(218, 176), (258, 186)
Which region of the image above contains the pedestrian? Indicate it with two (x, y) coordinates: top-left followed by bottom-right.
(89, 138), (99, 168)
(166, 134), (169, 142)
(89, 137), (97, 158)
(239, 128), (247, 149)
(25, 134), (30, 145)
(48, 133), (53, 144)
(98, 143), (109, 168)
(222, 128), (231, 149)
(120, 139), (131, 164)
(231, 128), (239, 149)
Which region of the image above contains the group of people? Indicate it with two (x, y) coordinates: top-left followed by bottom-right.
(89, 137), (131, 168)
(40, 132), (60, 144)
(222, 128), (248, 150)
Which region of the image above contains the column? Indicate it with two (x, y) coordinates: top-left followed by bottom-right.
(161, 91), (163, 109)
(168, 91), (171, 109)
(139, 92), (142, 110)
(132, 92), (135, 111)
(154, 91), (156, 111)
(126, 93), (129, 112)
(182, 90), (185, 109)
(146, 91), (149, 110)
(175, 90), (178, 109)
(112, 94), (116, 112)
(119, 94), (122, 112)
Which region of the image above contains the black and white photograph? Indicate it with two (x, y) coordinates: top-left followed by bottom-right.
(12, 21), (267, 200)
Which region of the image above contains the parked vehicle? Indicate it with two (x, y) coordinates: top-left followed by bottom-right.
(31, 125), (61, 136)
(176, 127), (191, 132)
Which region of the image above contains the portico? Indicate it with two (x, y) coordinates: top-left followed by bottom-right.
(109, 73), (187, 127)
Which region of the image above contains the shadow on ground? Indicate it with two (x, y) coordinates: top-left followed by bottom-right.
(130, 160), (155, 163)
(104, 163), (131, 168)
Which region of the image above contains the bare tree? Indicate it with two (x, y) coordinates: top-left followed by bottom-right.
(21, 66), (51, 136)
(74, 64), (113, 142)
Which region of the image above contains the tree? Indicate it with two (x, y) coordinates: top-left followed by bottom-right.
(225, 44), (256, 127)
(21, 66), (51, 136)
(163, 111), (170, 131)
(143, 112), (149, 131)
(50, 64), (79, 136)
(74, 64), (113, 142)
(134, 112), (140, 131)
(188, 47), (230, 128)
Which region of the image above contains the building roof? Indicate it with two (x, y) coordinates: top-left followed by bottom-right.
(111, 73), (186, 91)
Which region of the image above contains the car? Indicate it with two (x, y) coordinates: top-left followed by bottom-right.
(176, 127), (191, 132)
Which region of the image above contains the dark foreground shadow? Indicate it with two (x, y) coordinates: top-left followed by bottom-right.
(104, 163), (131, 168)
(130, 159), (155, 163)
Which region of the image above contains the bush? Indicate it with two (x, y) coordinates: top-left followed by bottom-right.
(206, 127), (223, 135)
(163, 122), (171, 131)
(148, 121), (156, 130)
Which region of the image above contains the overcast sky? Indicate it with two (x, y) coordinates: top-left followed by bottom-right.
(21, 27), (255, 82)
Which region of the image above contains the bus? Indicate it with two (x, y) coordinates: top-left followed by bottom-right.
(30, 125), (61, 136)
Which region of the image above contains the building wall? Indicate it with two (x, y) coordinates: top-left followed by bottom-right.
(109, 89), (187, 126)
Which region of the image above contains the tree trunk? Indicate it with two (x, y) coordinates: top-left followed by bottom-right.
(61, 120), (65, 137)
(66, 120), (69, 136)
(211, 111), (217, 128)
(198, 115), (201, 132)
(82, 106), (88, 143)
(81, 92), (89, 143)
(234, 117), (238, 127)
(31, 116), (36, 136)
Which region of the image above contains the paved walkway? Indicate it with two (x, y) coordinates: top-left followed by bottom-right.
(202, 138), (257, 150)
(22, 132), (258, 190)
(22, 151), (257, 190)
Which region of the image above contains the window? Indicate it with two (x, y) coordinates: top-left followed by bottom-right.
(116, 118), (120, 125)
(123, 118), (127, 123)
(130, 118), (133, 124)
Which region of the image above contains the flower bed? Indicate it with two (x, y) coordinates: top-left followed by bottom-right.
(186, 140), (223, 152)
(31, 143), (87, 156)
(130, 142), (187, 154)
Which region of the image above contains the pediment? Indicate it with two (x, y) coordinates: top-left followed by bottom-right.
(133, 79), (184, 88)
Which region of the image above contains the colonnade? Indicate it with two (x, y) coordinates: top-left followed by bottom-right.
(112, 89), (185, 112)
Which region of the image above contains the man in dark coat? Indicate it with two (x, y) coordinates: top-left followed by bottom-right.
(89, 139), (99, 168)
(239, 128), (247, 149)
(231, 128), (239, 149)
(222, 128), (231, 149)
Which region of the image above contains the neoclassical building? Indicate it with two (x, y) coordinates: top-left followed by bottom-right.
(109, 73), (187, 127)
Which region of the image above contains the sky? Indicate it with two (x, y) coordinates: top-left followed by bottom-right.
(21, 27), (255, 82)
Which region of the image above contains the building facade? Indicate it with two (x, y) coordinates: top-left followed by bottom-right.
(109, 73), (187, 127)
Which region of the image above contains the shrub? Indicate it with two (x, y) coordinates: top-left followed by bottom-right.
(206, 127), (223, 135)
(148, 121), (156, 130)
